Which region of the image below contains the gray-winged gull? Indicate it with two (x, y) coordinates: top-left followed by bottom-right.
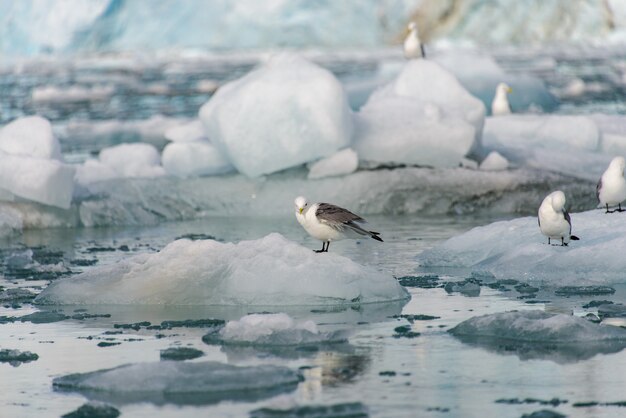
(294, 196), (383, 253)
(491, 82), (512, 116)
(538, 190), (579, 246)
(404, 22), (425, 59)
(597, 156), (626, 213)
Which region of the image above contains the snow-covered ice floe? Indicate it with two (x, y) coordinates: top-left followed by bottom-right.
(35, 233), (408, 305)
(419, 209), (626, 284)
(450, 310), (626, 363)
(354, 60), (485, 167)
(53, 361), (301, 405)
(203, 313), (347, 346)
(200, 53), (353, 177)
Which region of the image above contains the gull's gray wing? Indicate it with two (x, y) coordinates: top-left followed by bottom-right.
(315, 203), (383, 242)
(597, 177), (602, 202)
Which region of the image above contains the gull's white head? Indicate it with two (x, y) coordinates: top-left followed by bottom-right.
(550, 190), (566, 212)
(608, 156), (626, 174)
(408, 22), (417, 32)
(496, 82), (512, 95)
(294, 196), (308, 214)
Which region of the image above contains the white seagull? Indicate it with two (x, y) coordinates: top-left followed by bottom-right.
(294, 196), (383, 253)
(597, 156), (626, 213)
(491, 82), (512, 116)
(404, 22), (425, 59)
(538, 190), (579, 246)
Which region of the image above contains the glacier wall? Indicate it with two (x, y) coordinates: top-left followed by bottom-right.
(1, 0), (625, 56)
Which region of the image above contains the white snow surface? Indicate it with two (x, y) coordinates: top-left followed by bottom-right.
(162, 141), (234, 178)
(199, 53), (353, 177)
(0, 116), (62, 160)
(307, 148), (358, 180)
(52, 361), (300, 395)
(216, 313), (346, 346)
(419, 209), (626, 284)
(0, 151), (75, 209)
(354, 60), (485, 167)
(450, 310), (626, 342)
(35, 233), (408, 305)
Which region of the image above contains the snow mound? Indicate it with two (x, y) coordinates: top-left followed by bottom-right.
(162, 140), (234, 178)
(308, 148), (358, 180)
(199, 53), (353, 177)
(53, 361), (301, 405)
(0, 116), (62, 160)
(35, 233), (408, 305)
(354, 60), (485, 167)
(479, 151), (508, 171)
(206, 313), (347, 346)
(419, 209), (626, 284)
(76, 143), (166, 186)
(450, 310), (626, 342)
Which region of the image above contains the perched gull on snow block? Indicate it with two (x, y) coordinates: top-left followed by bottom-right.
(597, 156), (626, 213)
(538, 191), (579, 246)
(491, 82), (512, 116)
(403, 22), (425, 59)
(295, 196), (382, 253)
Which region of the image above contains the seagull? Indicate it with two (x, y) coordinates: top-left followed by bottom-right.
(404, 22), (425, 59)
(597, 156), (626, 213)
(491, 82), (512, 116)
(294, 196), (383, 253)
(538, 190), (580, 246)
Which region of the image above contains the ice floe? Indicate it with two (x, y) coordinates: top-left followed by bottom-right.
(307, 148), (358, 180)
(419, 209), (626, 284)
(52, 361), (301, 405)
(35, 233), (408, 305)
(450, 310), (626, 362)
(204, 313), (347, 346)
(0, 208), (22, 238)
(0, 116), (62, 160)
(200, 53), (353, 177)
(354, 60), (485, 167)
(162, 140), (234, 178)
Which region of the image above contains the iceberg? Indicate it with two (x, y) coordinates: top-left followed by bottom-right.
(199, 53), (353, 177)
(162, 140), (234, 178)
(35, 233), (409, 305)
(204, 313), (347, 346)
(479, 151), (509, 171)
(52, 361), (301, 405)
(449, 310), (626, 362)
(0, 208), (22, 238)
(419, 209), (626, 284)
(0, 116), (62, 160)
(307, 148), (358, 180)
(164, 120), (206, 142)
(354, 60), (485, 167)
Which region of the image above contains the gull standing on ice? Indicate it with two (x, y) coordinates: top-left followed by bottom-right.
(538, 191), (580, 246)
(597, 156), (626, 213)
(404, 22), (425, 59)
(294, 196), (383, 253)
(491, 82), (512, 116)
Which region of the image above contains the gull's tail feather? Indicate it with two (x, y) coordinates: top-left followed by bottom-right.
(346, 222), (384, 242)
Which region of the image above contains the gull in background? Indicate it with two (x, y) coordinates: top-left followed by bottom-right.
(538, 190), (580, 246)
(404, 22), (425, 59)
(597, 156), (626, 213)
(294, 196), (383, 253)
(491, 82), (512, 116)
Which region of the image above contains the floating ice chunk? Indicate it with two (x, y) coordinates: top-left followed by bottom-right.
(207, 313), (347, 346)
(0, 151), (75, 209)
(32, 85), (114, 103)
(354, 60), (485, 167)
(0, 116), (62, 160)
(35, 233), (408, 305)
(419, 209), (626, 284)
(450, 310), (626, 342)
(199, 53), (353, 177)
(0, 207), (22, 238)
(164, 120), (206, 142)
(0, 348), (39, 364)
(76, 143), (166, 186)
(162, 140), (234, 178)
(251, 402), (369, 418)
(307, 148), (358, 180)
(52, 361), (301, 405)
(479, 151), (509, 171)
(592, 114), (626, 155)
(61, 401), (120, 418)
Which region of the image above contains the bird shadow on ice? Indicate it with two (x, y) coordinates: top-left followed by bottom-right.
(450, 334), (626, 364)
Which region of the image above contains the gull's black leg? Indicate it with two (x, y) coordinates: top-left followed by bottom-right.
(606, 203), (610, 214)
(548, 237), (551, 245)
(315, 242), (325, 253)
(324, 241), (330, 252)
(561, 237), (568, 246)
(618, 203), (625, 212)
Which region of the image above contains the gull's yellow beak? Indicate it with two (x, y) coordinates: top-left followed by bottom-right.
(299, 207), (303, 214)
(507, 86), (513, 93)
